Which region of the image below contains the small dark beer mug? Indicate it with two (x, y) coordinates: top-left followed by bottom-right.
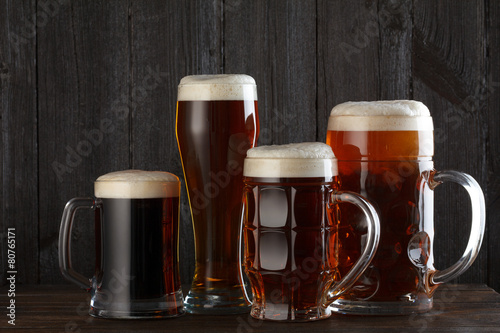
(241, 143), (380, 321)
(326, 100), (486, 315)
(59, 170), (184, 319)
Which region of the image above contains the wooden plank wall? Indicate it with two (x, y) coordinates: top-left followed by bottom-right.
(1, 0), (498, 292)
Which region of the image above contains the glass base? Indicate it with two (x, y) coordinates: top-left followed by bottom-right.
(251, 304), (331, 322)
(183, 287), (250, 315)
(330, 297), (433, 315)
(89, 288), (185, 319)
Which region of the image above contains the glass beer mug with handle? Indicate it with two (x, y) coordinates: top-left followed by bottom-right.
(176, 74), (259, 314)
(326, 100), (486, 315)
(59, 170), (185, 319)
(241, 142), (380, 321)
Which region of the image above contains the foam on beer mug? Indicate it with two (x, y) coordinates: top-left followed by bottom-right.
(328, 100), (434, 131)
(177, 74), (258, 101)
(94, 170), (180, 198)
(243, 142), (338, 178)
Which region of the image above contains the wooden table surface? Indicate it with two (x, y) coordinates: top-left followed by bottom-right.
(1, 284), (499, 332)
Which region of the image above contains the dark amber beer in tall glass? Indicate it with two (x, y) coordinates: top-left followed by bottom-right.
(326, 100), (485, 315)
(176, 75), (259, 314)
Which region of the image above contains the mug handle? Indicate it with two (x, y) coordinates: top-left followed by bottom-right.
(58, 197), (98, 290)
(323, 191), (381, 305)
(427, 170), (486, 285)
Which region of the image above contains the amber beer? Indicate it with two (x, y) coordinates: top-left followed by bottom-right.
(176, 75), (259, 314)
(242, 142), (380, 321)
(326, 100), (485, 315)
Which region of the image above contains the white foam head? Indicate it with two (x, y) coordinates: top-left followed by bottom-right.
(244, 142), (338, 178)
(328, 100), (434, 131)
(94, 170), (180, 198)
(177, 74), (258, 101)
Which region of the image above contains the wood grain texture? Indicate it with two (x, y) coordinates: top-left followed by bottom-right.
(412, 0), (488, 284)
(37, 0), (131, 283)
(224, 0), (317, 145)
(0, 0), (38, 284)
(317, 0), (381, 141)
(0, 0), (498, 292)
(378, 0), (413, 99)
(487, 0), (500, 293)
(1, 284), (499, 332)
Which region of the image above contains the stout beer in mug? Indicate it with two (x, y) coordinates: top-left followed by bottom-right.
(59, 170), (184, 318)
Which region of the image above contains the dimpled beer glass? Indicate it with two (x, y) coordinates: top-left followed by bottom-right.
(176, 74), (259, 314)
(326, 100), (485, 315)
(242, 142), (380, 321)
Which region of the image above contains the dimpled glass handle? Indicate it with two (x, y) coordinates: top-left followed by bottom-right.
(428, 170), (486, 285)
(324, 191), (381, 305)
(58, 197), (97, 290)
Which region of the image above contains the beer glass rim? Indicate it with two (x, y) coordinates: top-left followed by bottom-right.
(94, 181), (180, 199)
(95, 170), (179, 181)
(244, 157), (337, 160)
(177, 75), (258, 101)
(178, 74), (256, 86)
(179, 82), (257, 86)
(243, 157), (338, 178)
(94, 170), (180, 199)
(329, 100), (431, 117)
(328, 114), (433, 118)
(327, 115), (434, 132)
(94, 179), (179, 183)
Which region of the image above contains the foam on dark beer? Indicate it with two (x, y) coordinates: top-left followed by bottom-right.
(328, 100), (434, 131)
(243, 142), (338, 178)
(94, 170), (180, 198)
(177, 74), (258, 101)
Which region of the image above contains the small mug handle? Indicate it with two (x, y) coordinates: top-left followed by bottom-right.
(427, 170), (486, 285)
(58, 197), (98, 290)
(322, 191), (381, 305)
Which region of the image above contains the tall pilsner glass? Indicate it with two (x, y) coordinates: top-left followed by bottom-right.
(326, 100), (485, 315)
(176, 74), (259, 314)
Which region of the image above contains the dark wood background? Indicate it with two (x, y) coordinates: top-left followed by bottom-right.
(1, 0), (499, 293)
